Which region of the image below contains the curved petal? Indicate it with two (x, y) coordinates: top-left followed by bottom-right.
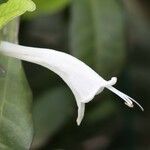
(0, 41), (108, 124)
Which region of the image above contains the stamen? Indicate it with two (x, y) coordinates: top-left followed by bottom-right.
(107, 86), (144, 111)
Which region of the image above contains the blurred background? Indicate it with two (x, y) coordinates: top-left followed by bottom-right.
(19, 0), (150, 149)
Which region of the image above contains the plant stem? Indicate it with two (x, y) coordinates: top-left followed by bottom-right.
(0, 18), (19, 42)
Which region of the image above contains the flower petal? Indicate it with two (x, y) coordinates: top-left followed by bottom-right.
(0, 41), (107, 99)
(76, 102), (85, 126)
(0, 41), (144, 125)
(0, 41), (107, 123)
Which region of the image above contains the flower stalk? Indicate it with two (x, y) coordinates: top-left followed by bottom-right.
(0, 41), (144, 125)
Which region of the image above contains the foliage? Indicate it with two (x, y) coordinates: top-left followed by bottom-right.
(0, 19), (33, 150)
(0, 0), (35, 29)
(34, 0), (69, 14)
(24, 0), (70, 18)
(70, 0), (125, 78)
(32, 87), (74, 148)
(0, 0), (35, 149)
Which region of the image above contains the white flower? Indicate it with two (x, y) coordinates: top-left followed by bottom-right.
(0, 41), (144, 125)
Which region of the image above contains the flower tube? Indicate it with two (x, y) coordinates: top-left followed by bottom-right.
(0, 41), (144, 125)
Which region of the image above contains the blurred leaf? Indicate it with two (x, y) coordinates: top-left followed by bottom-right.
(0, 0), (8, 4)
(123, 0), (150, 47)
(25, 0), (70, 18)
(70, 0), (126, 78)
(0, 0), (35, 29)
(0, 20), (33, 149)
(32, 86), (74, 148)
(87, 99), (117, 124)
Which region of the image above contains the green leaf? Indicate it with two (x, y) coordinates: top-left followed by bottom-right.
(35, 0), (69, 13)
(32, 87), (74, 148)
(70, 0), (126, 77)
(25, 0), (69, 18)
(0, 0), (8, 5)
(0, 20), (33, 150)
(0, 0), (36, 29)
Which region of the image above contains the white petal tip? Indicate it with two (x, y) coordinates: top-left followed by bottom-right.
(76, 119), (81, 126)
(111, 77), (117, 84)
(76, 103), (85, 126)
